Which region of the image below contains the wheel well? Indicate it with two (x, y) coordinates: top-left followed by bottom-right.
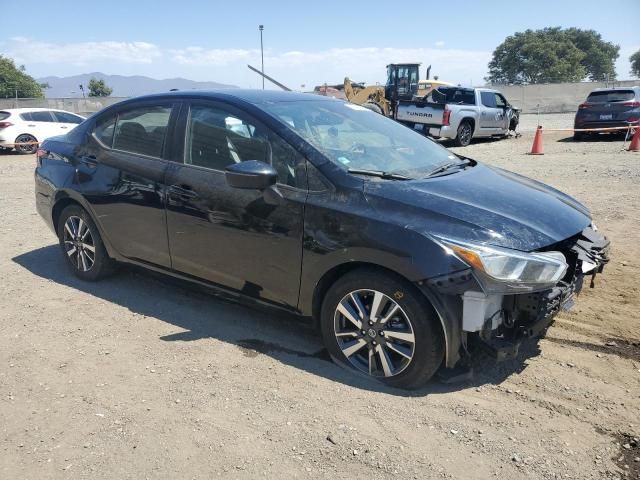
(312, 262), (425, 322)
(15, 132), (38, 141)
(459, 117), (475, 132)
(51, 197), (82, 233)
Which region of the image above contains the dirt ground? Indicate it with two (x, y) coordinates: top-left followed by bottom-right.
(1, 114), (639, 479)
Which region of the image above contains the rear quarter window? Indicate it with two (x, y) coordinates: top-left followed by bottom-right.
(54, 111), (84, 124)
(0, 111), (10, 121)
(93, 114), (117, 147)
(431, 88), (476, 105)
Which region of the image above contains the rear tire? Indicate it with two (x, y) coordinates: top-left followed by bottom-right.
(453, 121), (473, 147)
(320, 269), (444, 389)
(57, 205), (114, 281)
(14, 134), (38, 154)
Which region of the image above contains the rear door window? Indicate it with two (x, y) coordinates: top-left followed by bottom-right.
(19, 112), (33, 121)
(30, 111), (55, 122)
(586, 90), (635, 103)
(112, 105), (172, 158)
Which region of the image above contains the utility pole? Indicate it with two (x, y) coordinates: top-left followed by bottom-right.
(259, 25), (264, 90)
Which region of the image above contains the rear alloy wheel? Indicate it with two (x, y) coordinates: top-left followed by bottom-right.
(321, 269), (444, 389)
(15, 134), (38, 154)
(63, 216), (96, 272)
(58, 205), (114, 281)
(454, 121), (473, 147)
(455, 121), (473, 147)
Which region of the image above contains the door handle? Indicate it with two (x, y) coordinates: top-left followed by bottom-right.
(79, 155), (98, 167)
(61, 126), (69, 129)
(168, 184), (198, 200)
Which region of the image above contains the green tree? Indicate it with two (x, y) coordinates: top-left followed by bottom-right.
(88, 78), (113, 97)
(631, 50), (640, 78)
(0, 55), (44, 98)
(564, 28), (619, 81)
(487, 27), (620, 84)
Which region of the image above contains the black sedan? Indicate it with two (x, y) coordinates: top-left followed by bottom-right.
(574, 86), (640, 140)
(35, 90), (609, 388)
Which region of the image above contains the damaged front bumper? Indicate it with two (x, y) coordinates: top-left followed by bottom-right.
(424, 226), (610, 366)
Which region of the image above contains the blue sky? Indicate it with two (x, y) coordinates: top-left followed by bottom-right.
(1, 0), (638, 89)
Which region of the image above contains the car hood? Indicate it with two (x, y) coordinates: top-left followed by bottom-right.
(363, 163), (592, 251)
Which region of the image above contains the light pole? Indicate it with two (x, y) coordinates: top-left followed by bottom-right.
(259, 25), (264, 90)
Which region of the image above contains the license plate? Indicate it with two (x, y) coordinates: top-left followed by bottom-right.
(599, 114), (613, 120)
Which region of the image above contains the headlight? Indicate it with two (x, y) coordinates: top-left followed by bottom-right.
(440, 238), (568, 285)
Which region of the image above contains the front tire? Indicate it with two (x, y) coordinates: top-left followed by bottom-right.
(320, 269), (444, 389)
(57, 205), (114, 281)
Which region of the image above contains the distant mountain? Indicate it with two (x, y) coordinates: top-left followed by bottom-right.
(37, 72), (237, 98)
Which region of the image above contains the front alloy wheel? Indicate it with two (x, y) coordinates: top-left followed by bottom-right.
(320, 269), (444, 389)
(63, 216), (96, 272)
(455, 121), (473, 147)
(334, 289), (415, 377)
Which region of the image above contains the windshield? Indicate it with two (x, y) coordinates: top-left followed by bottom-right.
(586, 90), (635, 103)
(261, 99), (457, 177)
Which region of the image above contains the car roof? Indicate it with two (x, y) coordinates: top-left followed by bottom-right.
(0, 108), (84, 114)
(120, 89), (337, 105)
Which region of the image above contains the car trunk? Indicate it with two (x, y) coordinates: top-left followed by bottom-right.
(578, 90), (639, 125)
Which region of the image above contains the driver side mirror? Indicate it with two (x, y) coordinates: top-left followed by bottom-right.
(225, 160), (283, 205)
(225, 160), (277, 190)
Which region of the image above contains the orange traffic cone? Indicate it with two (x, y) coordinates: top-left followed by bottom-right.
(629, 126), (640, 152)
(529, 126), (544, 155)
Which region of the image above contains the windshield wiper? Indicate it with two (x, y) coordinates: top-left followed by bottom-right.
(425, 157), (474, 178)
(347, 168), (412, 180)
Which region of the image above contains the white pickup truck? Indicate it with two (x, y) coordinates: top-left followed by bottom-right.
(395, 86), (519, 146)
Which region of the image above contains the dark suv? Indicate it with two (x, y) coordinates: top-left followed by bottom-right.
(35, 90), (609, 388)
(574, 86), (640, 140)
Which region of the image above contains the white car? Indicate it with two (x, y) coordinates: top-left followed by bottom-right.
(0, 108), (86, 154)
